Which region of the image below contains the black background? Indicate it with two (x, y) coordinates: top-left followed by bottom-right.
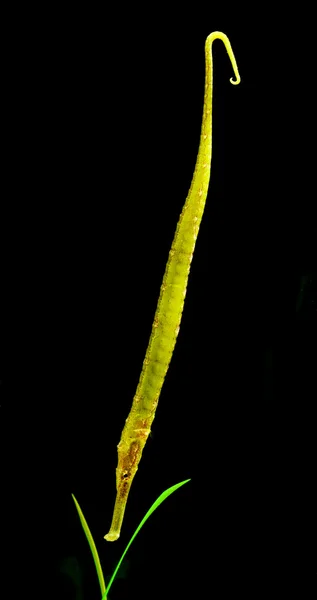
(1, 6), (316, 600)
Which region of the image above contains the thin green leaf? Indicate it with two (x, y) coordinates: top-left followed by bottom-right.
(72, 494), (107, 600)
(104, 478), (191, 597)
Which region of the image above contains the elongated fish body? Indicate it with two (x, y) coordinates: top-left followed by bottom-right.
(105, 32), (240, 541)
